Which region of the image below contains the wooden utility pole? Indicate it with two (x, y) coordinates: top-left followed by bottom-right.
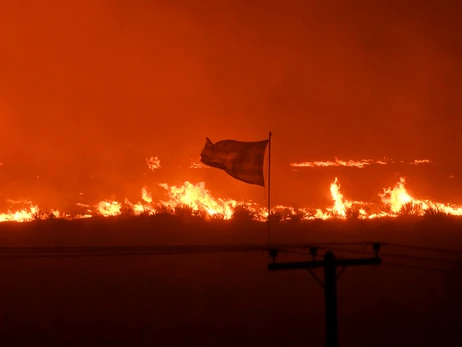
(268, 244), (382, 347)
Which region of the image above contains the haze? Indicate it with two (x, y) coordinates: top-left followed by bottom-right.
(1, 0), (461, 207)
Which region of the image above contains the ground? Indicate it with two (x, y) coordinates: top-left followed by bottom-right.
(0, 216), (460, 347)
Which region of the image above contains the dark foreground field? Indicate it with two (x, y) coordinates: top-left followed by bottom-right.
(0, 216), (461, 347)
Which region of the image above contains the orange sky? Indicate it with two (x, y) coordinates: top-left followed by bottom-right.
(0, 0), (461, 205)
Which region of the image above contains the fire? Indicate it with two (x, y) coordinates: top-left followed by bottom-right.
(189, 160), (209, 169)
(329, 177), (351, 217)
(159, 182), (237, 219)
(290, 157), (432, 168)
(0, 154), (448, 222)
(0, 157), (462, 222)
(410, 159), (431, 165)
(123, 198), (155, 216)
(0, 202), (40, 222)
(1, 176), (462, 223)
(0, 199), (67, 222)
(146, 157), (161, 171)
(95, 200), (122, 217)
(141, 186), (152, 203)
(378, 178), (462, 216)
(291, 158), (376, 168)
(379, 178), (412, 213)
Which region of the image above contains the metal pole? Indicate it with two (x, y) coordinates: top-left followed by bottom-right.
(324, 251), (338, 347)
(267, 131), (272, 243)
(268, 247), (381, 347)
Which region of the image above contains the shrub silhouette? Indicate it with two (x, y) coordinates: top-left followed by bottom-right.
(380, 203), (392, 214)
(155, 204), (174, 215)
(330, 211), (342, 220)
(138, 210), (152, 217)
(47, 212), (57, 220)
(193, 209), (208, 219)
(232, 205), (255, 222)
(423, 206), (449, 218)
(398, 202), (422, 216)
(345, 207), (360, 220)
(174, 204), (194, 218)
(33, 210), (47, 221)
(268, 211), (283, 222)
(120, 206), (135, 216)
(270, 208), (291, 222)
(288, 211), (305, 223)
(210, 212), (225, 220)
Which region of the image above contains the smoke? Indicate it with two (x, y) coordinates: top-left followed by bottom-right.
(0, 0), (461, 206)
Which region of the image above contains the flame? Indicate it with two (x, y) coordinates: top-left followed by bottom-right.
(291, 157), (432, 168)
(0, 201), (40, 222)
(410, 159), (431, 165)
(328, 177), (352, 217)
(141, 186), (152, 203)
(159, 181), (237, 219)
(291, 158), (375, 168)
(378, 178), (462, 216)
(95, 200), (122, 217)
(189, 160), (209, 169)
(379, 178), (412, 213)
(0, 199), (70, 222)
(146, 156), (161, 171)
(123, 197), (155, 216)
(1, 175), (462, 223)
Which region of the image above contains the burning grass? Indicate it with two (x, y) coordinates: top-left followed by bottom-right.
(0, 202), (455, 225)
(1, 176), (462, 224)
(2, 207), (462, 237)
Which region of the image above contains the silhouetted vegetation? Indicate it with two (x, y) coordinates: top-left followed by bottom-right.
(120, 206), (135, 216)
(231, 204), (256, 222)
(345, 207), (360, 220)
(398, 201), (422, 216)
(12, 203), (462, 228)
(154, 204), (174, 216)
(288, 211), (305, 223)
(423, 206), (449, 218)
(174, 204), (194, 218)
(209, 212), (225, 220)
(268, 211), (283, 222)
(33, 210), (57, 221)
(380, 203), (392, 214)
(13, 209), (462, 230)
(191, 209), (205, 219)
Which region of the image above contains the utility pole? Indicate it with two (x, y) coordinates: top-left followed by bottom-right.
(268, 243), (382, 347)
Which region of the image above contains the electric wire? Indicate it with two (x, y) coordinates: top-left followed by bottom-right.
(382, 243), (462, 255)
(381, 263), (460, 275)
(0, 243), (460, 278)
(326, 246), (460, 264)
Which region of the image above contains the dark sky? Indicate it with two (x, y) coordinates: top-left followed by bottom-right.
(0, 0), (462, 203)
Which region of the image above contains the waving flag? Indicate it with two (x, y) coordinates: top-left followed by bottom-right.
(200, 137), (269, 186)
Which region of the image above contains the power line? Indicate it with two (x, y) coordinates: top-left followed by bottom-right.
(0, 244), (460, 277)
(313, 246), (462, 276)
(383, 243), (462, 255)
(0, 243), (382, 261)
(268, 244), (382, 347)
(381, 263), (460, 275)
(0, 242), (379, 255)
(266, 243), (462, 347)
(327, 247), (460, 264)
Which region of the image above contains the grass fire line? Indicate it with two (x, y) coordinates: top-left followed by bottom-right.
(0, 176), (461, 223)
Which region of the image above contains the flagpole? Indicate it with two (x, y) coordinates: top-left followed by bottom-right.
(267, 131), (272, 244)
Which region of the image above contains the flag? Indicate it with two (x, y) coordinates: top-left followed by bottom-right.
(200, 137), (269, 186)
